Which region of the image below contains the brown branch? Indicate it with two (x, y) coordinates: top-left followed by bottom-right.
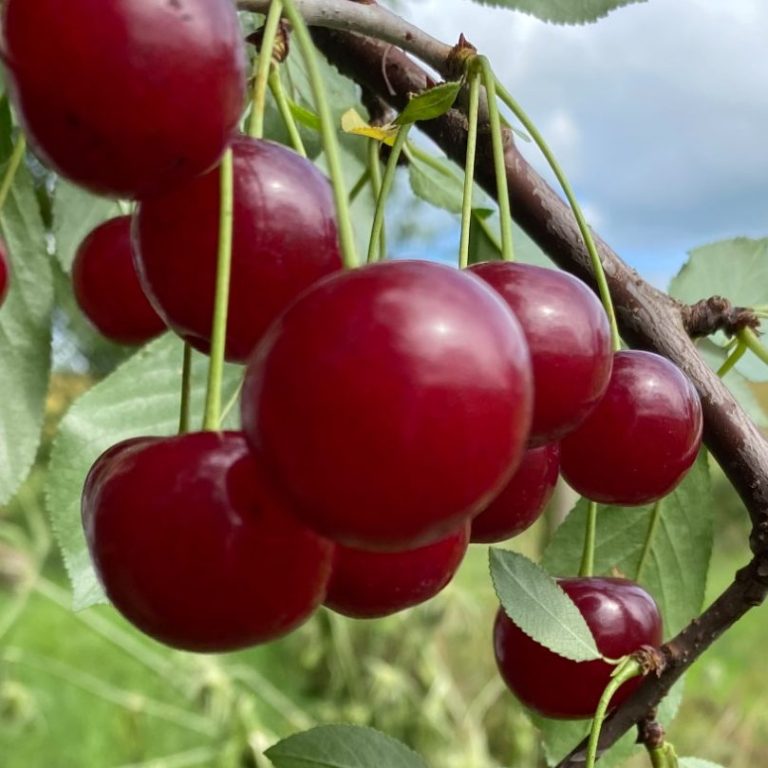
(682, 296), (760, 338)
(306, 26), (768, 758)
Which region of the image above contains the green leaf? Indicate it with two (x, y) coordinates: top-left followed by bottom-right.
(45, 334), (243, 610)
(0, 161), (53, 505)
(395, 81), (462, 125)
(468, 208), (502, 264)
(489, 549), (601, 662)
(542, 452), (713, 636)
(468, 0), (646, 24)
(265, 725), (428, 768)
(408, 155), (465, 214)
(679, 759), (724, 768)
(52, 179), (121, 273)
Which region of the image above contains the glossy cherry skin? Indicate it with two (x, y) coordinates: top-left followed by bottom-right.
(325, 525), (469, 619)
(470, 443), (560, 543)
(134, 136), (342, 362)
(468, 262), (612, 446)
(73, 217), (167, 345)
(0, 238), (9, 307)
(494, 577), (662, 719)
(560, 350), (703, 505)
(82, 431), (334, 652)
(1, 0), (246, 198)
(242, 260), (534, 552)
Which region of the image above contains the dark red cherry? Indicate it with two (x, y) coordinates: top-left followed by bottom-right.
(134, 136), (342, 362)
(242, 260), (533, 552)
(560, 350), (703, 505)
(494, 577), (662, 719)
(468, 262), (612, 446)
(325, 525), (469, 619)
(470, 443), (560, 543)
(0, 238), (9, 307)
(73, 217), (167, 345)
(82, 431), (333, 652)
(1, 0), (246, 198)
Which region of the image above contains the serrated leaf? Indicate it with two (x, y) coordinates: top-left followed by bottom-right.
(52, 179), (121, 273)
(45, 334), (243, 610)
(0, 159), (53, 505)
(490, 549), (601, 662)
(469, 0), (645, 24)
(679, 759), (724, 768)
(542, 452), (712, 636)
(395, 81), (462, 125)
(341, 108), (397, 146)
(265, 725), (428, 768)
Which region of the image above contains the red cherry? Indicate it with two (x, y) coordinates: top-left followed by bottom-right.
(134, 136), (342, 362)
(468, 262), (612, 446)
(73, 217), (167, 345)
(82, 431), (333, 652)
(242, 260), (533, 552)
(1, 0), (246, 198)
(494, 577), (662, 719)
(560, 350), (703, 505)
(470, 443), (560, 543)
(0, 238), (9, 307)
(325, 525), (469, 619)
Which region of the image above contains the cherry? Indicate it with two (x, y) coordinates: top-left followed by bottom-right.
(241, 259), (533, 552)
(494, 577), (662, 719)
(325, 525), (469, 619)
(560, 350), (703, 505)
(1, 0), (246, 198)
(82, 431), (333, 652)
(468, 262), (612, 446)
(73, 217), (167, 345)
(0, 238), (9, 307)
(470, 443), (560, 543)
(134, 136), (343, 362)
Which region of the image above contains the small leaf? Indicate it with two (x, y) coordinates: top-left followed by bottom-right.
(265, 725), (428, 768)
(341, 108), (397, 146)
(489, 549), (601, 662)
(468, 0), (646, 24)
(395, 81), (462, 125)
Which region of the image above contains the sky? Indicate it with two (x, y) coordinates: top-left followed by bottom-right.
(393, 0), (768, 288)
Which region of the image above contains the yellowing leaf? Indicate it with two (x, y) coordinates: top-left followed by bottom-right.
(341, 108), (397, 146)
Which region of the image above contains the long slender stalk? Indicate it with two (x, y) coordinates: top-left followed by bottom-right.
(739, 327), (768, 367)
(635, 499), (664, 583)
(178, 343), (193, 434)
(367, 138), (386, 261)
(716, 341), (747, 378)
(579, 500), (598, 578)
(0, 133), (26, 213)
(248, 0), (284, 139)
(268, 67), (307, 156)
(458, 70), (481, 269)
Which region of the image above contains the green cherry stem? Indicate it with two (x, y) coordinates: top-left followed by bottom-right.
(367, 138), (386, 262)
(493, 79), (621, 351)
(279, 0), (359, 269)
(348, 167), (370, 204)
(585, 657), (644, 768)
(635, 498), (664, 583)
(202, 148), (234, 432)
(578, 500), (598, 578)
(739, 327), (768, 367)
(268, 67), (308, 157)
(647, 743), (679, 768)
(458, 68), (481, 270)
(0, 133), (26, 214)
(248, 0), (284, 140)
(477, 57), (514, 263)
(716, 340), (747, 378)
(367, 125), (410, 264)
(178, 343), (193, 434)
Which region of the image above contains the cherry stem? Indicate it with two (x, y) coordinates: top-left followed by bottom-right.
(585, 657), (644, 768)
(647, 743), (679, 768)
(579, 500), (598, 578)
(202, 148), (235, 432)
(458, 68), (481, 270)
(477, 58), (514, 263)
(219, 377), (245, 427)
(739, 327), (768, 368)
(268, 67), (308, 157)
(178, 343), (193, 434)
(367, 139), (386, 261)
(0, 133), (26, 214)
(635, 498), (664, 583)
(248, 0), (284, 139)
(279, 0), (359, 269)
(348, 167), (370, 204)
(716, 340), (747, 378)
(493, 79), (621, 351)
(367, 125), (410, 264)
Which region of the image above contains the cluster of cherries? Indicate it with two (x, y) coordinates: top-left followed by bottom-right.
(3, 0), (702, 720)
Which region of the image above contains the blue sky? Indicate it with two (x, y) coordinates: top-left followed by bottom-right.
(396, 0), (768, 289)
